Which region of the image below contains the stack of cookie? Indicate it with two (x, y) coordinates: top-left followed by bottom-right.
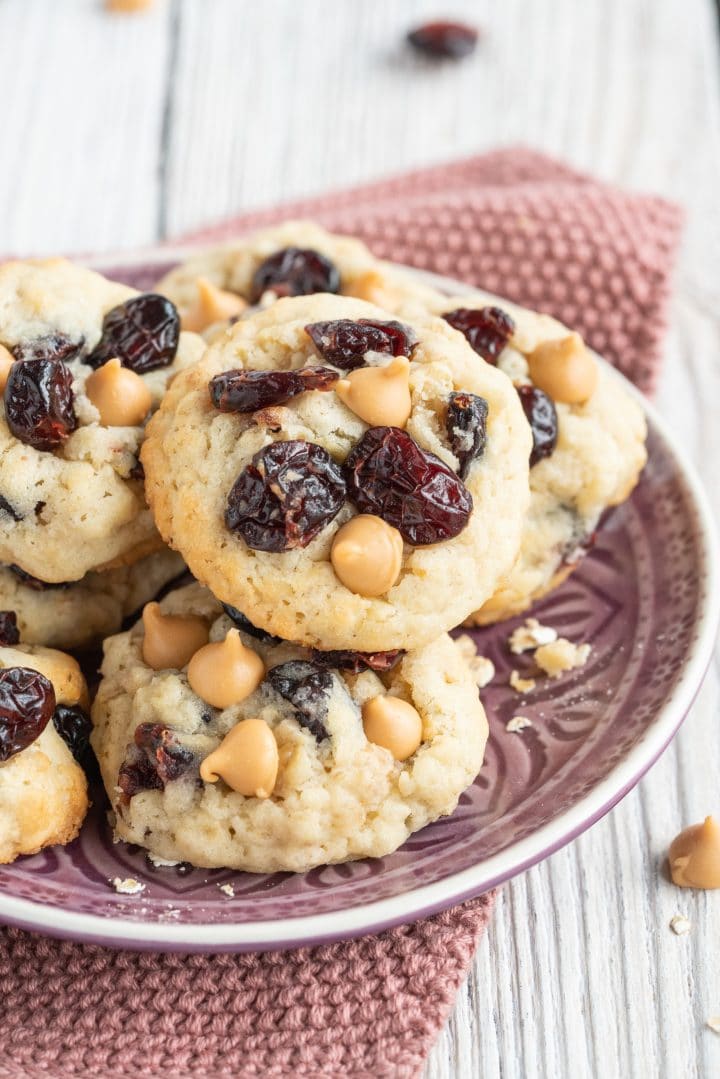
(0, 224), (647, 871)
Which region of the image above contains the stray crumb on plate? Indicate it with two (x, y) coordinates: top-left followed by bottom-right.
(535, 638), (591, 678)
(110, 877), (146, 896)
(218, 883), (235, 898)
(454, 634), (495, 688)
(509, 669), (536, 694)
(669, 914), (691, 936)
(508, 617), (558, 654)
(147, 853), (180, 868)
(506, 715), (533, 734)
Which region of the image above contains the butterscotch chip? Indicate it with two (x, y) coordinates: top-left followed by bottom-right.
(141, 601), (209, 671)
(527, 333), (599, 405)
(362, 694), (423, 761)
(187, 629), (265, 709)
(106, 0), (154, 12)
(85, 358), (153, 427)
(330, 515), (403, 597)
(181, 277), (247, 334)
(669, 816), (720, 889)
(200, 717), (279, 798)
(335, 356), (412, 428)
(0, 344), (13, 393)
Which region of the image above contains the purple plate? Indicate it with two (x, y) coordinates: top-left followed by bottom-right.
(0, 256), (716, 952)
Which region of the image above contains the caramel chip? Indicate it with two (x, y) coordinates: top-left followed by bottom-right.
(669, 816), (720, 889)
(181, 277), (247, 333)
(336, 356), (412, 428)
(527, 333), (598, 405)
(85, 358), (152, 427)
(187, 629), (265, 709)
(362, 694), (423, 760)
(141, 602), (209, 671)
(331, 515), (403, 597)
(200, 718), (279, 798)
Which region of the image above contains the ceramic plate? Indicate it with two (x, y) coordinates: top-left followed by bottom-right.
(0, 254), (717, 952)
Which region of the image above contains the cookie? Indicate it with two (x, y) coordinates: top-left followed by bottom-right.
(0, 548), (185, 650)
(90, 582), (488, 873)
(0, 637), (89, 863)
(0, 258), (205, 582)
(387, 288), (648, 623)
(142, 293), (531, 651)
(156, 220), (442, 338)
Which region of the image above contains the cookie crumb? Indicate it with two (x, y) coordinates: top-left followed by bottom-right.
(454, 634), (495, 688)
(509, 669), (536, 694)
(110, 877), (146, 896)
(707, 1016), (720, 1034)
(535, 638), (591, 678)
(218, 883), (235, 898)
(506, 715), (533, 734)
(147, 853), (180, 868)
(508, 617), (558, 654)
(669, 914), (691, 936)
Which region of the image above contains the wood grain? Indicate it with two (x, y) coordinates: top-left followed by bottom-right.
(0, 1), (718, 1075)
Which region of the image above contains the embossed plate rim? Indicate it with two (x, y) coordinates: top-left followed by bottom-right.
(0, 256), (717, 951)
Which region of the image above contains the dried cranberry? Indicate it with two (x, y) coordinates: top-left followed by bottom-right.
(310, 648), (404, 674)
(210, 366), (338, 413)
(7, 565), (67, 591)
(0, 496), (22, 522)
(344, 427), (473, 546)
(221, 604), (283, 645)
(0, 666), (55, 762)
(305, 319), (417, 370)
(87, 294), (180, 373)
(0, 611), (19, 646)
(226, 440), (346, 552)
(117, 723), (195, 804)
(250, 248), (340, 304)
(407, 21), (479, 58)
(516, 384), (558, 466)
(444, 307), (515, 363)
(129, 459), (145, 482)
(267, 661), (333, 741)
(446, 392), (488, 478)
(53, 704), (91, 761)
(5, 358), (77, 451)
(12, 333), (84, 365)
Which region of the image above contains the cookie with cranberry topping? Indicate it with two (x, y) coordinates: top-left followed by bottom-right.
(91, 583), (488, 873)
(142, 294), (531, 651)
(0, 548), (184, 650)
(155, 220), (445, 339)
(0, 639), (89, 863)
(388, 286), (648, 623)
(0, 259), (205, 583)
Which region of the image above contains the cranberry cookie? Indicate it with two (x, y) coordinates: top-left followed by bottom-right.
(91, 583), (488, 873)
(155, 220), (442, 338)
(0, 629), (89, 863)
(0, 548), (184, 650)
(0, 258), (205, 582)
(390, 288), (648, 623)
(142, 293), (531, 650)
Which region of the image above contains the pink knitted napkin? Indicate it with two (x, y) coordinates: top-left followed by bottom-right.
(184, 147), (683, 394)
(0, 149), (682, 1079)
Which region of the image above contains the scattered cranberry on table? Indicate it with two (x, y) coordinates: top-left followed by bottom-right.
(406, 20), (479, 60)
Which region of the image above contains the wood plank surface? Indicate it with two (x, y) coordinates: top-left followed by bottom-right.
(1, 1), (718, 1075)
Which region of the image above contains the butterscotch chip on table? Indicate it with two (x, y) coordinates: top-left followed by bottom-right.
(90, 582), (489, 873)
(142, 292), (531, 651)
(389, 285), (648, 625)
(0, 549), (184, 650)
(0, 639), (90, 864)
(668, 816), (720, 889)
(0, 259), (204, 583)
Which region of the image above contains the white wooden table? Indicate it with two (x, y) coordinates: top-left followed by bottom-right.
(1, 1), (719, 1075)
